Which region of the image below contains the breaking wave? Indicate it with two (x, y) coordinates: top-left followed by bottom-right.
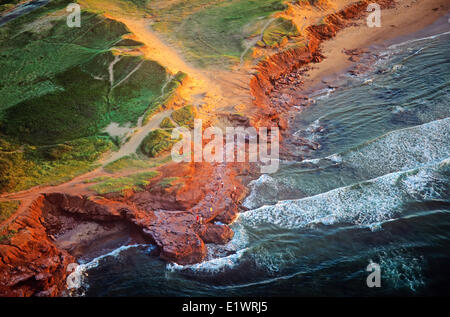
(340, 117), (450, 177)
(240, 158), (449, 230)
(245, 118), (450, 209)
(166, 223), (249, 273)
(67, 244), (155, 296)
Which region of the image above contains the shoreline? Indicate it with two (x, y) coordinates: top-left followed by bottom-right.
(301, 0), (449, 95)
(1, 0), (449, 297)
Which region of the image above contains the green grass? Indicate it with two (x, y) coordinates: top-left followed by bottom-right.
(109, 58), (168, 125)
(0, 135), (115, 193)
(1, 65), (111, 144)
(83, 176), (112, 184)
(0, 31), (170, 145)
(0, 11), (130, 111)
(262, 17), (299, 47)
(128, 0), (150, 8)
(89, 171), (159, 195)
(0, 229), (17, 244)
(142, 71), (187, 125)
(157, 177), (180, 189)
(114, 38), (145, 47)
(160, 117), (176, 129)
(0, 200), (20, 222)
(103, 154), (171, 173)
(0, 3), (181, 194)
(0, 5), (174, 145)
(151, 0), (288, 67)
(140, 129), (179, 158)
(171, 105), (195, 129)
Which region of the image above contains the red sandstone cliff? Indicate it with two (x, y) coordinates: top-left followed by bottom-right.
(0, 0), (396, 297)
(250, 0), (394, 129)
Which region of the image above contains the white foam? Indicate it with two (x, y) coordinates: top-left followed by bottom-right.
(166, 223), (249, 273)
(342, 117), (450, 176)
(66, 244), (154, 295)
(250, 246), (296, 275)
(243, 174), (284, 209)
(240, 158), (449, 230)
(388, 31), (450, 50)
(376, 249), (426, 292)
(166, 248), (248, 273)
(244, 118), (449, 212)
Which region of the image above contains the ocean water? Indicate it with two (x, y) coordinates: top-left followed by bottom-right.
(80, 31), (450, 297)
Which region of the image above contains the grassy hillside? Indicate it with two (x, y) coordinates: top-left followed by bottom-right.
(0, 0), (172, 193)
(0, 7), (169, 144)
(88, 171), (159, 195)
(150, 0), (291, 67)
(140, 129), (177, 158)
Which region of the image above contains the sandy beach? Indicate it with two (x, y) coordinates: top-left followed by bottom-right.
(304, 0), (449, 90)
(1, 0), (449, 297)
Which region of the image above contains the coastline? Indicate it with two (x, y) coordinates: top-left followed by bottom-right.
(75, 0), (450, 287)
(1, 0), (449, 297)
(302, 0), (450, 94)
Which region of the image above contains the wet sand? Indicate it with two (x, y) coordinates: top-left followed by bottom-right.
(304, 0), (450, 91)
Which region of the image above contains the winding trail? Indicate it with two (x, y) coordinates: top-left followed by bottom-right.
(102, 109), (173, 165)
(102, 14), (252, 114)
(0, 0), (357, 230)
(240, 18), (276, 66)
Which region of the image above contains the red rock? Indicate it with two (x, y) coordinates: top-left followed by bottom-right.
(197, 223), (234, 244)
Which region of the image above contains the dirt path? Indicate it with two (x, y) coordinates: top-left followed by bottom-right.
(0, 7), (201, 230)
(102, 13), (252, 118)
(0, 107), (174, 230)
(102, 109), (173, 165)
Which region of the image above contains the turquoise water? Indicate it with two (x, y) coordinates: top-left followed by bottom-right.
(80, 31), (450, 297)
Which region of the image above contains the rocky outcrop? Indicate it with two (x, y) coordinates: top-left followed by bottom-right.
(0, 196), (74, 297)
(196, 223), (234, 244)
(0, 159), (247, 296)
(127, 162), (245, 264)
(0, 0), (397, 297)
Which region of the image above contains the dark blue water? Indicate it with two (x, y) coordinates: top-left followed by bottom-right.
(77, 30), (450, 297)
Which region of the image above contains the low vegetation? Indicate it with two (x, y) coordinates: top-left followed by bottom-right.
(150, 0), (288, 67)
(0, 1), (177, 194)
(0, 136), (114, 193)
(103, 154), (171, 173)
(0, 200), (20, 222)
(88, 171), (159, 195)
(171, 105), (196, 129)
(140, 129), (179, 158)
(160, 117), (176, 129)
(142, 71), (187, 125)
(83, 176), (112, 184)
(261, 18), (299, 47)
(157, 177), (180, 189)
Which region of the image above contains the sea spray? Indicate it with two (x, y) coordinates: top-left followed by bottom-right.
(246, 118), (450, 209)
(240, 158), (449, 230)
(66, 244), (155, 296)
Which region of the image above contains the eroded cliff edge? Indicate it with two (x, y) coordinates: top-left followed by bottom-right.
(5, 0), (443, 297)
(0, 159), (248, 296)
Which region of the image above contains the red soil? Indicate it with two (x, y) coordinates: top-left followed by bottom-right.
(1, 0), (399, 297)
